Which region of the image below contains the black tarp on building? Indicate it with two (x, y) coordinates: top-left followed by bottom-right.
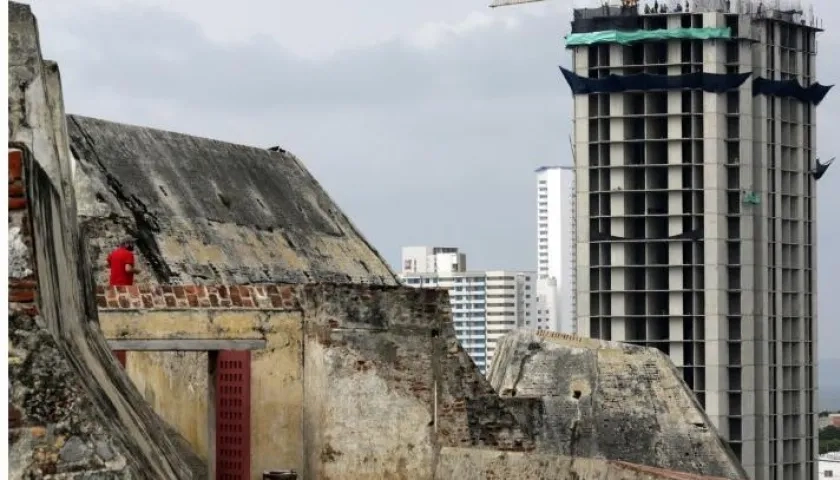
(560, 67), (751, 95)
(752, 77), (833, 105)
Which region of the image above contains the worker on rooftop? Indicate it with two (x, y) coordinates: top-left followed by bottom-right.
(107, 237), (137, 286)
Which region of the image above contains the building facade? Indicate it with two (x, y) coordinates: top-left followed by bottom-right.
(402, 246), (467, 275)
(819, 452), (840, 480)
(400, 247), (535, 373)
(565, 2), (828, 479)
(536, 165), (576, 333)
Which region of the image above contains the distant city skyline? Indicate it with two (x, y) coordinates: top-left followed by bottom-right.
(399, 246), (535, 373)
(29, 0), (840, 361)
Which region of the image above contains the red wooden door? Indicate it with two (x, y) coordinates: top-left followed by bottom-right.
(215, 351), (251, 480)
(113, 350), (127, 368)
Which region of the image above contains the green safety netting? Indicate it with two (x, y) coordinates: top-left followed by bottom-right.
(743, 192), (761, 205)
(564, 27), (732, 47)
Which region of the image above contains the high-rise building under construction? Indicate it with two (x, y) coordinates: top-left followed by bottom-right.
(561, 1), (832, 479)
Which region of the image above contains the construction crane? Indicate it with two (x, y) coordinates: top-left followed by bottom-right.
(490, 0), (639, 8)
(489, 0), (548, 7)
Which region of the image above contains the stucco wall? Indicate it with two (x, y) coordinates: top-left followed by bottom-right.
(250, 312), (304, 475)
(303, 338), (436, 479)
(126, 351), (210, 460)
(99, 306), (305, 477)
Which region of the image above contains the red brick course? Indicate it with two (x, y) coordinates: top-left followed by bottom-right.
(96, 285), (298, 310)
(9, 148), (38, 314)
(9, 149), (27, 211)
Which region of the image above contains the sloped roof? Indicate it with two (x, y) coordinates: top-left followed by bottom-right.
(68, 114), (398, 286)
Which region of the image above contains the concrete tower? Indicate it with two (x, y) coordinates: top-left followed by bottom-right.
(566, 2), (830, 479)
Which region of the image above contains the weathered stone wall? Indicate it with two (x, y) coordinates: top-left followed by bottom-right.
(8, 3), (206, 478)
(96, 284), (533, 479)
(297, 284), (533, 479)
(9, 152), (138, 479)
(66, 111), (404, 466)
(98, 295), (305, 477)
(435, 448), (733, 480)
(96, 285), (744, 480)
(488, 330), (748, 479)
(7, 146), (206, 479)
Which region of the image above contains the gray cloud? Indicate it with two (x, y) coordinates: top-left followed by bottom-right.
(30, 1), (840, 358)
(45, 5), (568, 111)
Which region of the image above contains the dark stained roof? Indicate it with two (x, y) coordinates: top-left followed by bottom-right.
(68, 114), (398, 286)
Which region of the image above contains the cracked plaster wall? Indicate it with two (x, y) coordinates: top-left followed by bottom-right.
(100, 308), (305, 476)
(98, 284), (536, 479)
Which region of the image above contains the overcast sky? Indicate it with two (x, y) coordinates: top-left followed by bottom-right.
(25, 0), (840, 356)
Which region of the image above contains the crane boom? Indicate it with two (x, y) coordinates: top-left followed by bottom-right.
(489, 0), (548, 8)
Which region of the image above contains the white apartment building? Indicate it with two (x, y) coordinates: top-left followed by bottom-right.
(819, 452), (840, 480)
(535, 165), (576, 333)
(402, 246), (467, 275)
(399, 247), (535, 373)
(566, 2), (828, 479)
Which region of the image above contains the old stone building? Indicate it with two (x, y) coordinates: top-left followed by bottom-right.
(9, 2), (745, 479)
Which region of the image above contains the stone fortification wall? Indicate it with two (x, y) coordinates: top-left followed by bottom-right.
(96, 285), (744, 480)
(487, 330), (748, 480)
(97, 283), (535, 478)
(8, 3), (206, 478)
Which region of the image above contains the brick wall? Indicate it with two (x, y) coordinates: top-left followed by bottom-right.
(9, 148), (37, 309)
(96, 284), (298, 310)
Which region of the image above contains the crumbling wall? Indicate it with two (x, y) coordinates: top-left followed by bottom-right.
(98, 291), (305, 477)
(7, 148), (206, 479)
(435, 448), (733, 480)
(9, 152), (139, 479)
(488, 330), (747, 480)
(297, 284), (533, 478)
(95, 284), (744, 480)
(289, 283), (537, 478)
(8, 3), (206, 478)
(96, 284), (534, 479)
